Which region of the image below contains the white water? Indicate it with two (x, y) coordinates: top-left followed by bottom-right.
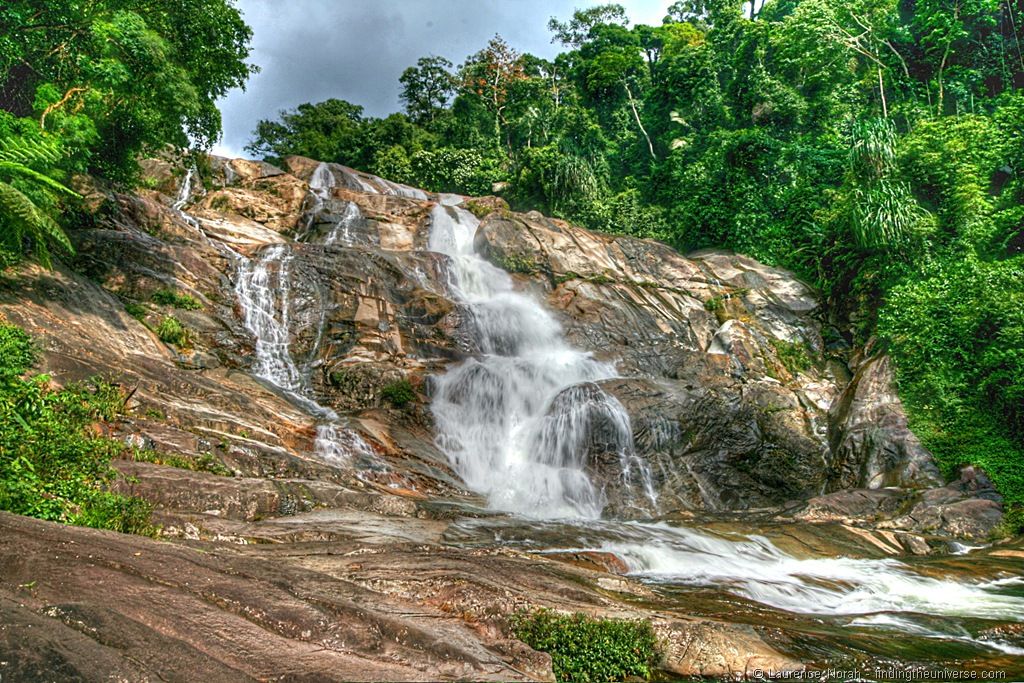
(233, 218), (372, 465)
(427, 203), (653, 518)
(590, 522), (1024, 623)
(324, 202), (362, 246)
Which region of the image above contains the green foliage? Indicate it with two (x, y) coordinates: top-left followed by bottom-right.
(880, 257), (1024, 524)
(497, 252), (540, 274)
(464, 200), (496, 219)
(400, 56), (456, 124)
(123, 302), (148, 321)
(512, 609), (658, 683)
(155, 316), (193, 350)
(381, 379), (416, 408)
(151, 289), (202, 310)
(0, 322), (36, 380)
(0, 129), (78, 267)
(410, 147), (503, 195)
(770, 337), (813, 375)
(0, 0), (255, 182)
(0, 321), (153, 534)
(130, 448), (232, 477)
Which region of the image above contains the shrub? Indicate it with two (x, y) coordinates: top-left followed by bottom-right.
(155, 316), (193, 349)
(151, 288), (202, 310)
(511, 609), (658, 683)
(381, 379), (416, 407)
(0, 322), (153, 535)
(770, 338), (813, 375)
(130, 448), (232, 477)
(123, 302), (148, 321)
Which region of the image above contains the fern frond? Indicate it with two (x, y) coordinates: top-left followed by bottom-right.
(0, 181), (74, 267)
(0, 162), (79, 197)
(0, 137), (62, 166)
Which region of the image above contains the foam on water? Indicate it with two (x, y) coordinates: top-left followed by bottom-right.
(592, 522), (1024, 624)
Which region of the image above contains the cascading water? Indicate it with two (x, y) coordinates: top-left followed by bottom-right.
(226, 166), (374, 465)
(423, 197), (1021, 661)
(428, 203), (653, 518)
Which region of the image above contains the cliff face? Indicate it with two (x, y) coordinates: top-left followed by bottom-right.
(0, 154), (1013, 681)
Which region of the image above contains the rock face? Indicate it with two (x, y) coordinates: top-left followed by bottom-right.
(2, 154), (969, 521)
(0, 153), (1001, 680)
(795, 466), (1004, 543)
(827, 347), (943, 490)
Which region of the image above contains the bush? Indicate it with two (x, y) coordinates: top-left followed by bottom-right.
(381, 379), (416, 407)
(0, 322), (153, 535)
(880, 256), (1024, 529)
(123, 302), (148, 321)
(512, 609), (658, 683)
(770, 338), (813, 375)
(151, 288), (202, 310)
(155, 316), (193, 349)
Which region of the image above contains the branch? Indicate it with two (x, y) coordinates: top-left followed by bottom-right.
(40, 87), (88, 130)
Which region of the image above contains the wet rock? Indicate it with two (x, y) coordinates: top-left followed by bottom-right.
(827, 350), (943, 490)
(601, 377), (827, 513)
(794, 467), (1004, 542)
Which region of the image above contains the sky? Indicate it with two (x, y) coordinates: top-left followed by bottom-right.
(212, 0), (676, 158)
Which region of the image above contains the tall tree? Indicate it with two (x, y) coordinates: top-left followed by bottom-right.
(400, 56), (456, 124)
(460, 36), (527, 147)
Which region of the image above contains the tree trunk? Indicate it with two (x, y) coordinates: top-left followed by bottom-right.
(623, 81), (656, 160)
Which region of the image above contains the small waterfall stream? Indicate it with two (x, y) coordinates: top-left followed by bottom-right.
(233, 239), (372, 465)
(427, 203), (654, 518)
(170, 161), (373, 465)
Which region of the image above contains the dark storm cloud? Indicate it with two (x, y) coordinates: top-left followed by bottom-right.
(214, 0), (669, 157)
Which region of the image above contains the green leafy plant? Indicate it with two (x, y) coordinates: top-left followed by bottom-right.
(155, 316), (193, 349)
(0, 321), (153, 535)
(130, 448), (232, 477)
(123, 302), (148, 321)
(770, 338), (813, 375)
(511, 609), (658, 683)
(381, 379), (416, 407)
(0, 135), (78, 267)
(151, 288), (202, 310)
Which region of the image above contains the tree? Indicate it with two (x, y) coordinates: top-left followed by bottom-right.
(0, 0), (255, 181)
(459, 36), (527, 147)
(400, 56), (456, 124)
(246, 99), (367, 166)
(548, 4), (629, 47)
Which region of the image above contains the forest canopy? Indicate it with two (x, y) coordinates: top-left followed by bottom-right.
(247, 0), (1024, 523)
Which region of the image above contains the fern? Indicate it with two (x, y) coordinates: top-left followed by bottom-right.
(0, 136), (78, 268)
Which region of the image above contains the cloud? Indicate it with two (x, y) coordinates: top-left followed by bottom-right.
(213, 0), (672, 158)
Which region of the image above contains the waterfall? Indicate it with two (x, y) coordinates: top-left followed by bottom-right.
(324, 202), (362, 246)
(236, 245), (304, 392)
(428, 203), (654, 519)
(230, 184), (374, 465)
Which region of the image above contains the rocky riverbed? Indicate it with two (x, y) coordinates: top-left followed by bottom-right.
(0, 155), (1020, 681)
